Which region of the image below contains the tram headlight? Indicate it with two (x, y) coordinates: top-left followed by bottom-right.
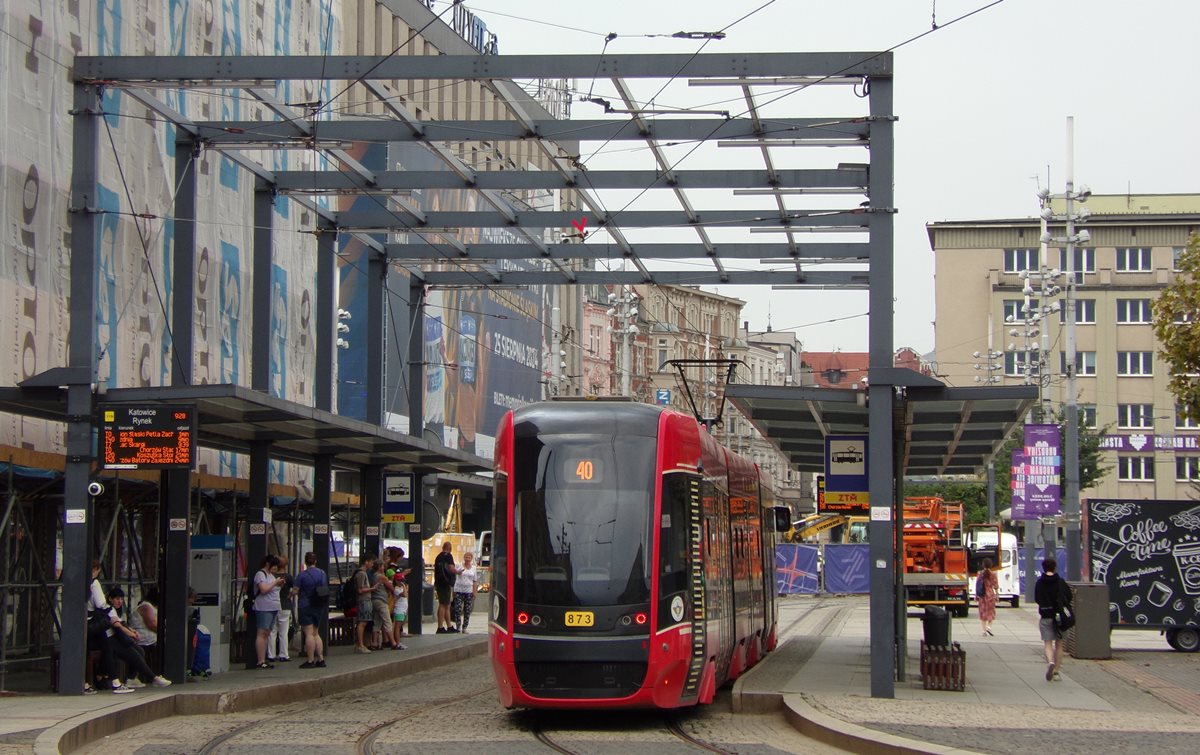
(530, 614), (543, 626)
(634, 612), (648, 625)
(619, 615), (632, 626)
(517, 612), (530, 625)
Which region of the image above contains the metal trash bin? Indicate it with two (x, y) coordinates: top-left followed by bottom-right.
(1066, 581), (1111, 659)
(922, 605), (952, 646)
(422, 582), (435, 617)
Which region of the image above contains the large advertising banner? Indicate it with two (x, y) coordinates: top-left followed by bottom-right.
(1088, 499), (1200, 629)
(385, 144), (549, 459)
(1023, 424), (1061, 518)
(0, 1), (335, 486)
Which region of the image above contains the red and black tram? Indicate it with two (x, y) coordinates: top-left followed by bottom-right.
(488, 399), (789, 709)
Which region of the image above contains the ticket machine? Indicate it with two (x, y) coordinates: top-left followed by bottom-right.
(190, 534), (233, 673)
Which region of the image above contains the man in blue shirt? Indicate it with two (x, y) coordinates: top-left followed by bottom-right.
(294, 551), (328, 668)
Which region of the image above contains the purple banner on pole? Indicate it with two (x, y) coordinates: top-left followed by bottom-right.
(1010, 450), (1029, 520)
(1023, 424), (1061, 517)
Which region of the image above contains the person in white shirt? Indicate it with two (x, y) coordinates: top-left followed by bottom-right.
(451, 551), (479, 634)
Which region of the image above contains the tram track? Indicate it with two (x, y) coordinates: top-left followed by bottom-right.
(526, 710), (739, 755)
(355, 684), (495, 755)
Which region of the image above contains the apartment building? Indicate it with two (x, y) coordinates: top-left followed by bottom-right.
(930, 194), (1200, 500)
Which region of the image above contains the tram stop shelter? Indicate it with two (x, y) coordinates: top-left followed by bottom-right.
(726, 373), (1037, 686)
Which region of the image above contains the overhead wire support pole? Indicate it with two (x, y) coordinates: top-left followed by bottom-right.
(1063, 117), (1082, 582)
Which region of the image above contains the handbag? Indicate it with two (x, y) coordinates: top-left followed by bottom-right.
(87, 610), (111, 637)
(1055, 604), (1076, 632)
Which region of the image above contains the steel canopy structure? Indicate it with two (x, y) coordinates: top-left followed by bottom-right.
(43, 48), (920, 697)
(726, 380), (1037, 476)
(72, 52), (889, 289)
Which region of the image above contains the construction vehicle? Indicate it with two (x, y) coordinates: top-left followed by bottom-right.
(901, 497), (998, 617)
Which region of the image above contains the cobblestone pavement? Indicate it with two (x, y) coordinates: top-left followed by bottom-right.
(804, 692), (1200, 755)
(75, 655), (843, 754)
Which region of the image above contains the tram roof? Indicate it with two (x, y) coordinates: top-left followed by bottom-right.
(0, 379), (488, 475)
(725, 372), (1037, 476)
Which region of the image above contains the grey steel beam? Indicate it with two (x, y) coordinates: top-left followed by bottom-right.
(334, 208), (871, 230)
(272, 168), (869, 192)
(160, 137), (198, 686)
(61, 82), (103, 697)
(383, 242), (870, 261)
(610, 78), (722, 279)
(421, 269), (868, 287)
(74, 52), (894, 81)
(315, 227), (335, 411)
(251, 185), (274, 393)
(195, 117), (869, 144)
(866, 76), (896, 700)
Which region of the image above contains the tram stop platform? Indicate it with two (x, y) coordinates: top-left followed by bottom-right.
(2, 595), (1200, 754)
(733, 595), (1200, 754)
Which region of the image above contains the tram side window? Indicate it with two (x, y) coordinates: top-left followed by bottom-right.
(492, 474), (507, 600)
(660, 474), (692, 596)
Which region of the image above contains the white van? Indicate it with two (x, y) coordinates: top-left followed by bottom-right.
(972, 531), (1020, 607)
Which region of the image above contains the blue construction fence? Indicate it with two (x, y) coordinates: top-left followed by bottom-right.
(775, 543), (1069, 595)
(775, 543), (869, 595)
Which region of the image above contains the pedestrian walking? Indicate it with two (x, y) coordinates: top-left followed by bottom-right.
(452, 551), (479, 633)
(1035, 557), (1073, 681)
(293, 551), (328, 668)
(977, 558), (998, 636)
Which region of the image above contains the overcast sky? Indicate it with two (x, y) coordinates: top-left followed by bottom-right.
(455, 0), (1199, 354)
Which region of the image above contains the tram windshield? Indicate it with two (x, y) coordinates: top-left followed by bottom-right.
(512, 432), (656, 607)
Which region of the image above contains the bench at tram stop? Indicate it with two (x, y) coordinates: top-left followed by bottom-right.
(919, 640), (966, 691)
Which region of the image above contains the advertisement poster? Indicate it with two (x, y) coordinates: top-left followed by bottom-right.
(1088, 499), (1200, 628)
(1022, 423), (1061, 518)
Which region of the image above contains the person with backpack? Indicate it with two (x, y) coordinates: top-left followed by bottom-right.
(294, 551), (328, 668)
(434, 541), (462, 634)
(1035, 557), (1074, 681)
(976, 558), (998, 637)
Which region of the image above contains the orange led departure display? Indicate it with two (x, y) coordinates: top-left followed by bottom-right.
(100, 406), (196, 470)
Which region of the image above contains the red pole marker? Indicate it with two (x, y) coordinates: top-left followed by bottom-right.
(570, 217), (588, 234)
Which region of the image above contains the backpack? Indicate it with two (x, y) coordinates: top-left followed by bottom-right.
(975, 572), (987, 598)
(339, 569), (361, 612)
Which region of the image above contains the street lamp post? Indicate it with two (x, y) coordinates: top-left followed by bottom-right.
(1037, 117), (1091, 581)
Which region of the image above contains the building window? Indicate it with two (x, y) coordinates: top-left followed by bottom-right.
(1059, 351), (1097, 376)
(1118, 456), (1155, 481)
(1003, 248), (1038, 273)
(657, 339), (669, 370)
(1004, 351), (1038, 377)
(1115, 299), (1153, 324)
(1063, 298), (1096, 324)
(1117, 351), (1154, 376)
(1116, 247), (1152, 272)
(1058, 247), (1096, 283)
(1079, 404), (1097, 429)
(1176, 456), (1200, 482)
(1177, 403), (1200, 429)
(1174, 246), (1186, 272)
(1003, 299), (1037, 323)
(1173, 310), (1194, 324)
(1117, 403), (1154, 429)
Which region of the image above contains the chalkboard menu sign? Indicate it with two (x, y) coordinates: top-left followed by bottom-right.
(100, 405), (196, 470)
(1088, 499), (1200, 628)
